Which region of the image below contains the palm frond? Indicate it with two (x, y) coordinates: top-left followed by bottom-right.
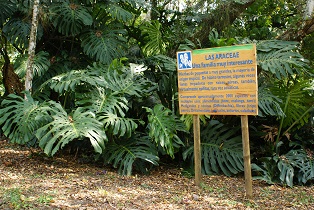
(144, 104), (186, 158)
(36, 104), (107, 156)
(183, 120), (243, 176)
(257, 40), (309, 79)
(80, 28), (127, 64)
(102, 135), (159, 175)
(0, 92), (51, 144)
(49, 2), (93, 36)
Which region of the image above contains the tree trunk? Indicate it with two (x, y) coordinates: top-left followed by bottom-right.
(304, 0), (314, 19)
(25, 0), (40, 96)
(278, 0), (314, 41)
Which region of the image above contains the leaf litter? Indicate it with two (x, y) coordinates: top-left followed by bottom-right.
(0, 140), (313, 209)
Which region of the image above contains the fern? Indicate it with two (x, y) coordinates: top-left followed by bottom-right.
(49, 2), (93, 36)
(144, 104), (186, 158)
(0, 92), (51, 144)
(36, 103), (107, 156)
(183, 120), (244, 176)
(80, 28), (127, 64)
(0, 0), (17, 26)
(102, 135), (159, 175)
(257, 40), (309, 79)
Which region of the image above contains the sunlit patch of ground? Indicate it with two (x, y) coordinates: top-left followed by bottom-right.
(1, 140), (313, 209)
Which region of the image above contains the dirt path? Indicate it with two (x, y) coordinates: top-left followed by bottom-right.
(1, 140), (313, 209)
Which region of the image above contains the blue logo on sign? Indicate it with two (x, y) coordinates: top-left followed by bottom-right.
(177, 51), (192, 70)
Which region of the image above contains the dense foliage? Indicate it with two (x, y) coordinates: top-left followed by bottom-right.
(0, 0), (313, 186)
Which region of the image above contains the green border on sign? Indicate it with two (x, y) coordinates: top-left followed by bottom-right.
(193, 44), (254, 55)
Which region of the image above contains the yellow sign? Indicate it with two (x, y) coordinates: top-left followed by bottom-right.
(177, 44), (258, 115)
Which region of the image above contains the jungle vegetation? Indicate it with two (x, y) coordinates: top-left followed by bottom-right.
(0, 0), (313, 187)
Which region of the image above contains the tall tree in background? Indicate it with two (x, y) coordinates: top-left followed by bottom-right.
(25, 0), (40, 94)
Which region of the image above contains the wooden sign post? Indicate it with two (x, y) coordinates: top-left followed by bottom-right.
(177, 44), (257, 197)
(241, 115), (253, 198)
(193, 115), (201, 187)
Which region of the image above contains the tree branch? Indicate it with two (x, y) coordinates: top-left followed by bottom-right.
(193, 0), (256, 47)
(278, 16), (314, 41)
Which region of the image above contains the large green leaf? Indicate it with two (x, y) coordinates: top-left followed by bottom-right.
(0, 0), (17, 26)
(272, 81), (312, 128)
(102, 135), (159, 175)
(258, 84), (284, 117)
(144, 104), (186, 158)
(141, 20), (168, 56)
(252, 143), (314, 187)
(39, 69), (104, 94)
(105, 2), (133, 22)
(80, 28), (127, 64)
(77, 88), (129, 116)
(99, 112), (139, 137)
(284, 149), (314, 185)
(257, 40), (309, 79)
(36, 104), (107, 156)
(102, 70), (151, 97)
(2, 18), (42, 48)
(14, 51), (51, 78)
(50, 2), (93, 36)
(183, 120), (243, 176)
(0, 92), (51, 144)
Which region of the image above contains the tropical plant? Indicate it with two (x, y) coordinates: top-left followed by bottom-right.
(0, 92), (51, 145)
(252, 141), (314, 187)
(36, 104), (107, 156)
(183, 120), (244, 176)
(0, 0), (313, 180)
(102, 134), (159, 175)
(144, 104), (187, 158)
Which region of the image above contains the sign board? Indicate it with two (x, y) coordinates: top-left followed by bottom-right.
(177, 44), (258, 115)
